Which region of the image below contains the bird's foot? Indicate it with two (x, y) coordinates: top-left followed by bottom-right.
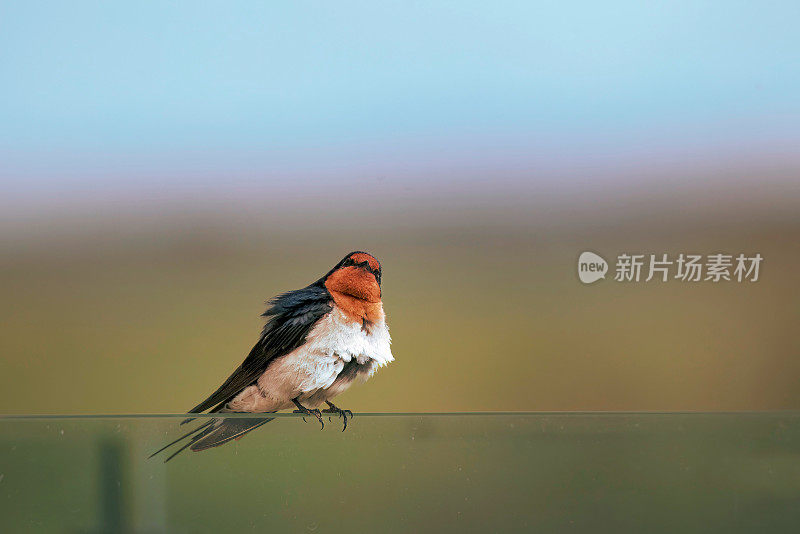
(322, 401), (353, 432)
(292, 398), (324, 429)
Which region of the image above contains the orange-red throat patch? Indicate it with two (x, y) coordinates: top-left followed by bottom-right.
(325, 265), (383, 323)
(329, 292), (384, 325)
(325, 266), (381, 303)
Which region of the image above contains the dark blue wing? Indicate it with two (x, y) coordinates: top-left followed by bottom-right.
(185, 284), (332, 414)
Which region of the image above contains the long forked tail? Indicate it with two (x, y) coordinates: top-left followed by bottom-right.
(149, 416), (275, 462)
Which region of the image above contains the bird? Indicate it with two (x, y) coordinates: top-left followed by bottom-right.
(150, 251), (393, 462)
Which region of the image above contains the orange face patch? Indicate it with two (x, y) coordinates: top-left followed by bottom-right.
(325, 266), (381, 303)
(325, 265), (383, 323)
(349, 252), (380, 272)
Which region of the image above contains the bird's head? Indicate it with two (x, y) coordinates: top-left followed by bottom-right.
(323, 251), (382, 303)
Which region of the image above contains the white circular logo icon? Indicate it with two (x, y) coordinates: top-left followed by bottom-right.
(578, 252), (608, 284)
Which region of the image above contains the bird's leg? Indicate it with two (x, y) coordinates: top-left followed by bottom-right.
(292, 398), (324, 429)
(321, 401), (353, 431)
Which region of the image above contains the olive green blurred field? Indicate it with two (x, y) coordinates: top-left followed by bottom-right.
(1, 187), (798, 413)
(2, 413), (800, 533)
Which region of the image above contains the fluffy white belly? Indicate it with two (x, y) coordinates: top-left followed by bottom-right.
(227, 306), (392, 412)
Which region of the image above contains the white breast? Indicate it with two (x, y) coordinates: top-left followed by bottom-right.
(232, 305), (393, 412)
(303, 306), (393, 369)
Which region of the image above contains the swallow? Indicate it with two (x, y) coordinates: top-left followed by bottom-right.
(150, 251), (392, 462)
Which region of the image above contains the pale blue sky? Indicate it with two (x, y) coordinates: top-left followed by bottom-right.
(1, 1), (798, 199)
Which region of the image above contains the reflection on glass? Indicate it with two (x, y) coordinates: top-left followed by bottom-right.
(1, 413), (799, 533)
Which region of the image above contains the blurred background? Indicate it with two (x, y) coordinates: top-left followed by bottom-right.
(1, 1), (798, 414)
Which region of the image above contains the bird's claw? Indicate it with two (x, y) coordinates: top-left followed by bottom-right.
(293, 407), (324, 429)
(322, 403), (353, 432)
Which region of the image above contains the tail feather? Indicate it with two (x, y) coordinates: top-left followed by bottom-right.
(189, 417), (274, 452)
(148, 419), (215, 459)
(150, 415), (275, 462)
(181, 402), (226, 426)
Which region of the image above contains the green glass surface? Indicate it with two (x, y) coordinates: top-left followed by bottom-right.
(1, 413), (799, 533)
